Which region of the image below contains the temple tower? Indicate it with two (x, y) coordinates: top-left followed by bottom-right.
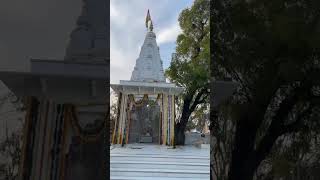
(131, 10), (165, 82)
(111, 10), (183, 146)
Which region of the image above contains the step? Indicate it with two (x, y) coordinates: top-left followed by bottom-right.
(110, 176), (209, 180)
(111, 161), (209, 170)
(110, 153), (209, 158)
(110, 156), (209, 163)
(110, 160), (209, 166)
(110, 168), (210, 178)
(110, 153), (209, 159)
(111, 149), (209, 154)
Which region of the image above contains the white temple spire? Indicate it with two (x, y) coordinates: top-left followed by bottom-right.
(130, 10), (165, 82)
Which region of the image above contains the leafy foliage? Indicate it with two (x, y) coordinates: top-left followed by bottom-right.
(211, 0), (320, 179)
(166, 0), (210, 145)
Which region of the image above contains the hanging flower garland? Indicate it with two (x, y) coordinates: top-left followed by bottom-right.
(68, 105), (106, 143)
(128, 94), (162, 107)
(128, 94), (149, 107)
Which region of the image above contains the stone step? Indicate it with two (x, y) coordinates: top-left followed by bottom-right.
(110, 168), (210, 179)
(111, 156), (209, 164)
(111, 150), (209, 154)
(110, 161), (209, 170)
(110, 153), (209, 159)
(110, 160), (209, 166)
(110, 176), (209, 180)
(110, 152), (210, 159)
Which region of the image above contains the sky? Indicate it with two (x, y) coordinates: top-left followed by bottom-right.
(110, 0), (194, 84)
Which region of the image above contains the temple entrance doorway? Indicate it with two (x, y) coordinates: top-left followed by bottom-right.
(128, 95), (160, 144)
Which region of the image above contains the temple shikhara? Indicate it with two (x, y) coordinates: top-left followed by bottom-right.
(111, 10), (183, 146)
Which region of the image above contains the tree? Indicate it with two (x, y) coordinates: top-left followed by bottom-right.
(211, 0), (320, 179)
(211, 101), (236, 180)
(110, 91), (118, 144)
(0, 130), (22, 180)
(166, 0), (210, 145)
(0, 92), (24, 180)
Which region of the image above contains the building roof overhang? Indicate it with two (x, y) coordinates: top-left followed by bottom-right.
(0, 59), (109, 104)
(111, 80), (184, 95)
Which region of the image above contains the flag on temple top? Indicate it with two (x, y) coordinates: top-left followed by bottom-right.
(146, 9), (151, 29)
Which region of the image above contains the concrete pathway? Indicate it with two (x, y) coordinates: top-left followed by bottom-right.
(110, 144), (210, 180)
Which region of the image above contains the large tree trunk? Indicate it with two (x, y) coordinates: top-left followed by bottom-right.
(175, 112), (192, 145)
(174, 89), (207, 145)
(175, 97), (192, 145)
(228, 104), (264, 180)
(175, 123), (186, 145)
(228, 129), (257, 180)
(228, 86), (305, 180)
(228, 158), (257, 180)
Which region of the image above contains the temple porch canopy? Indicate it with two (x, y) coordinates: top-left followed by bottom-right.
(111, 81), (184, 146)
(111, 80), (183, 95)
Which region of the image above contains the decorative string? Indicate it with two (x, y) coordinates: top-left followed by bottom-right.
(68, 105), (106, 143)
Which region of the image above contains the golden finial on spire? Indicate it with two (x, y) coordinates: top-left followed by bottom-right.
(145, 9), (153, 31)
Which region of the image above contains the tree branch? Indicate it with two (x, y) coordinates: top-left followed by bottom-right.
(253, 81), (312, 169)
(281, 103), (314, 134)
(190, 87), (208, 112)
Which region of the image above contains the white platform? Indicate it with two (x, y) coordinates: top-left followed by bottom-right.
(110, 144), (210, 180)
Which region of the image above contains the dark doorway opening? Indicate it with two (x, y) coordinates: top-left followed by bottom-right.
(128, 100), (160, 144)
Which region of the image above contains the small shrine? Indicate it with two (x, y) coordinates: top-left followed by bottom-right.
(111, 10), (183, 146)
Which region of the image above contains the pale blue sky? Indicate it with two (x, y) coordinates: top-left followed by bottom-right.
(110, 0), (194, 84)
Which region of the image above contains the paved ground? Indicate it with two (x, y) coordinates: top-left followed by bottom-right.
(110, 144), (210, 180)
